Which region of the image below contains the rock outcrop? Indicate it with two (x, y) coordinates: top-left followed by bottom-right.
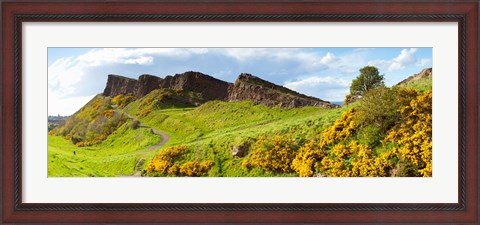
(104, 71), (230, 101)
(133, 74), (163, 98)
(228, 73), (338, 108)
(159, 71), (230, 101)
(103, 74), (137, 97)
(232, 145), (248, 158)
(397, 68), (432, 86)
(103, 71), (338, 109)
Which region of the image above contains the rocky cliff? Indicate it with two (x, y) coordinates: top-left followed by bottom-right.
(159, 71), (230, 101)
(104, 71), (230, 101)
(103, 71), (338, 109)
(133, 74), (163, 98)
(103, 74), (137, 97)
(397, 68), (432, 86)
(228, 73), (338, 108)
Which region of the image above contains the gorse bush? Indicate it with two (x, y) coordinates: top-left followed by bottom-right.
(146, 145), (214, 176)
(242, 135), (297, 174)
(179, 160), (214, 177)
(147, 145), (188, 174)
(50, 95), (128, 147)
(384, 90), (432, 177)
(112, 94), (136, 108)
(291, 139), (325, 177)
(319, 108), (358, 147)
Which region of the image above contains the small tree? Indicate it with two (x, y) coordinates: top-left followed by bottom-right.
(350, 66), (385, 97)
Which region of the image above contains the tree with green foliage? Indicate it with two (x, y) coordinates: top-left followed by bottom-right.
(350, 66), (385, 97)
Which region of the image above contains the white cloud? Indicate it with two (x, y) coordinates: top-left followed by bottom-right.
(319, 52), (337, 64)
(48, 48), (209, 97)
(284, 76), (351, 101)
(222, 48), (325, 68)
(368, 48), (421, 72)
(416, 58), (432, 67)
(394, 48), (418, 65)
(48, 92), (96, 116)
(284, 76), (350, 89)
(124, 56), (154, 65)
(223, 48), (269, 61)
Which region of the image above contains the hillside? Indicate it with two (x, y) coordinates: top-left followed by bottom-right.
(48, 68), (432, 177)
(397, 67), (432, 92)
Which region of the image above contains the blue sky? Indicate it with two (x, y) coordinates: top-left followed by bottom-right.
(48, 47), (432, 116)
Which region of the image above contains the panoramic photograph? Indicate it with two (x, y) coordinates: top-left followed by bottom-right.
(47, 47), (432, 177)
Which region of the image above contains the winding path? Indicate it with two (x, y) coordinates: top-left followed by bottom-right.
(115, 107), (170, 177)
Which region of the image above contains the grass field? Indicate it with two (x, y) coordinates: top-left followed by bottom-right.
(125, 99), (354, 176)
(49, 97), (350, 177)
(398, 77), (432, 92)
(48, 120), (161, 177)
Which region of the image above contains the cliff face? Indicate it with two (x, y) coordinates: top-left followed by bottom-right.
(159, 71), (230, 101)
(397, 68), (432, 86)
(133, 74), (163, 98)
(228, 73), (338, 108)
(103, 74), (137, 97)
(104, 71), (230, 101)
(103, 71), (338, 109)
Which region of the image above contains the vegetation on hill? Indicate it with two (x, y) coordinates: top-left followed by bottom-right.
(48, 120), (161, 176)
(397, 76), (432, 92)
(48, 66), (432, 177)
(49, 94), (129, 147)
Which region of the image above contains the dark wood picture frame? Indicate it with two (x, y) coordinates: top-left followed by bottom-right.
(1, 0), (479, 224)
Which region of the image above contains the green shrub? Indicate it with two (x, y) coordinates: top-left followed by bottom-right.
(355, 86), (400, 133)
(357, 125), (383, 147)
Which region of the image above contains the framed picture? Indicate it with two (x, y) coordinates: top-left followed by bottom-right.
(2, 1), (478, 224)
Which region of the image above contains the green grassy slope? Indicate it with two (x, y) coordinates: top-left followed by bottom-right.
(48, 119), (161, 177)
(126, 98), (354, 176)
(397, 77), (432, 92)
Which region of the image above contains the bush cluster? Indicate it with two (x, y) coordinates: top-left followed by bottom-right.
(238, 87), (431, 178)
(146, 145), (213, 176)
(112, 94), (136, 108)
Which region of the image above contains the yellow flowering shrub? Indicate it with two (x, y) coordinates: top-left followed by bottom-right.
(318, 143), (353, 177)
(102, 109), (116, 118)
(291, 139), (325, 177)
(319, 108), (358, 148)
(146, 145), (189, 174)
(242, 135), (296, 173)
(290, 108), (363, 177)
(317, 141), (395, 177)
(112, 94), (136, 108)
(384, 90), (432, 177)
(179, 160), (214, 177)
(146, 145), (214, 176)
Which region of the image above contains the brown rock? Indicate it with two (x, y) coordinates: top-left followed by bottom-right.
(397, 68), (432, 86)
(232, 145), (248, 158)
(133, 74), (163, 98)
(227, 73), (339, 109)
(103, 74), (137, 97)
(159, 71), (230, 101)
(102, 71), (339, 109)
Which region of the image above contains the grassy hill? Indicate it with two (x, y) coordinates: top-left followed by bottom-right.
(48, 120), (160, 176)
(398, 76), (432, 92)
(48, 71), (432, 177)
(126, 99), (351, 176)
